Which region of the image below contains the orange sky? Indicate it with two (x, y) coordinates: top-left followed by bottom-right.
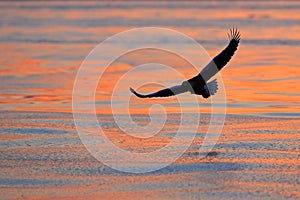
(0, 1), (299, 116)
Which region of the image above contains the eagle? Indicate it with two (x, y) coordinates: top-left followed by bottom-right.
(130, 28), (240, 98)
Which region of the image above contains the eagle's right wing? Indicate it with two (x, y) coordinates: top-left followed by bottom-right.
(199, 28), (241, 82)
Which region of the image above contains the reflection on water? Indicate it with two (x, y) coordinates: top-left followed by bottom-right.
(0, 111), (299, 199)
(0, 1), (299, 116)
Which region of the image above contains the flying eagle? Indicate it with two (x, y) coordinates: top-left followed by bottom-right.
(130, 28), (240, 98)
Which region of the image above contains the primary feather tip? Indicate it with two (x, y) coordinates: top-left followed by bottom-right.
(129, 87), (135, 93)
(227, 28), (241, 42)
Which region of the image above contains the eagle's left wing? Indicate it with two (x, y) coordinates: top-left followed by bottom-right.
(130, 84), (188, 98)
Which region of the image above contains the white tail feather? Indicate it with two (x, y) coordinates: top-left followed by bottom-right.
(204, 79), (218, 96)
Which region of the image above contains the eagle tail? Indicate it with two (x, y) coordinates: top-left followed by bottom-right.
(202, 79), (218, 98)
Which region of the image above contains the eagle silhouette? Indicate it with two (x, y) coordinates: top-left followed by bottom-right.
(130, 28), (240, 98)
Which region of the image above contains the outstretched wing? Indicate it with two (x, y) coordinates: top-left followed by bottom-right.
(199, 28), (241, 82)
(130, 84), (187, 98)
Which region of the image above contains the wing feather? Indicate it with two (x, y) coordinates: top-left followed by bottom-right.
(199, 28), (241, 82)
(130, 85), (187, 98)
(213, 28), (240, 71)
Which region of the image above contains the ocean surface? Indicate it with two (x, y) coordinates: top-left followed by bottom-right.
(0, 1), (299, 199)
